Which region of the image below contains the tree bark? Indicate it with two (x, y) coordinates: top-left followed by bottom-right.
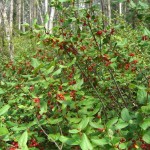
(1, 0), (14, 61)
(36, 0), (44, 24)
(16, 0), (21, 30)
(45, 0), (49, 30)
(49, 7), (55, 34)
(22, 0), (25, 32)
(107, 0), (111, 24)
(119, 2), (123, 15)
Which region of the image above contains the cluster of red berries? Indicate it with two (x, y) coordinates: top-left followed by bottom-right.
(69, 80), (76, 85)
(33, 97), (40, 104)
(96, 30), (103, 36)
(80, 46), (86, 51)
(56, 93), (65, 100)
(102, 54), (112, 67)
(67, 46), (78, 55)
(124, 53), (138, 71)
(70, 90), (76, 99)
(9, 142), (18, 150)
(142, 35), (149, 41)
(29, 138), (39, 147)
(128, 138), (150, 150)
(96, 29), (111, 36)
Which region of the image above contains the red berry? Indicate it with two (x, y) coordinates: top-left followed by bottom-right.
(97, 128), (105, 132)
(80, 46), (86, 51)
(48, 92), (52, 97)
(96, 30), (103, 36)
(132, 60), (138, 64)
(30, 86), (34, 91)
(56, 93), (65, 100)
(97, 115), (101, 119)
(86, 14), (90, 19)
(33, 97), (40, 103)
(125, 63), (130, 70)
(129, 53), (135, 57)
(142, 35), (148, 41)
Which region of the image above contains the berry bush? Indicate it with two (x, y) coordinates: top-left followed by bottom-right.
(0, 1), (150, 150)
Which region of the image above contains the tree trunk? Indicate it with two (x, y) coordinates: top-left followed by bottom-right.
(107, 0), (111, 24)
(16, 0), (21, 30)
(49, 7), (55, 34)
(0, 1), (5, 51)
(29, 0), (32, 26)
(45, 0), (49, 30)
(22, 0), (25, 32)
(9, 0), (14, 61)
(36, 0), (44, 24)
(119, 2), (122, 15)
(100, 0), (105, 29)
(1, 0), (14, 61)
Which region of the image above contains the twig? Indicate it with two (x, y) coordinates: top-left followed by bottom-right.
(36, 118), (62, 150)
(108, 69), (127, 107)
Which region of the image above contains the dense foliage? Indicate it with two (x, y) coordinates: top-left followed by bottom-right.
(0, 1), (150, 150)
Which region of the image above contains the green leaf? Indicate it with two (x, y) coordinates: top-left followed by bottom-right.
(69, 129), (80, 134)
(78, 117), (90, 130)
(137, 87), (147, 104)
(80, 133), (93, 150)
(119, 143), (128, 149)
(0, 88), (5, 94)
(0, 105), (10, 116)
(0, 127), (9, 136)
(48, 117), (63, 124)
(121, 108), (131, 122)
(130, 0), (136, 8)
(142, 131), (150, 144)
(18, 131), (28, 149)
(139, 1), (149, 9)
(68, 57), (76, 67)
(117, 38), (127, 47)
(59, 0), (70, 3)
(31, 58), (41, 68)
(115, 122), (128, 129)
(89, 122), (103, 129)
(144, 28), (150, 36)
(91, 138), (109, 146)
(52, 68), (62, 76)
(39, 102), (47, 115)
(22, 23), (30, 27)
(140, 118), (150, 130)
(48, 133), (60, 141)
(141, 104), (150, 114)
(73, 79), (83, 90)
(106, 117), (118, 129)
(46, 66), (55, 74)
(59, 135), (80, 145)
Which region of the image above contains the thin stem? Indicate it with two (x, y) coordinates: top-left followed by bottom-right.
(64, 46), (108, 121)
(108, 69), (127, 107)
(36, 118), (62, 150)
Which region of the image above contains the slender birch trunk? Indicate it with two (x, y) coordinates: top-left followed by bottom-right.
(9, 0), (14, 61)
(29, 0), (32, 26)
(49, 7), (55, 34)
(36, 0), (44, 24)
(119, 2), (122, 15)
(0, 1), (4, 51)
(100, 0), (105, 29)
(107, 0), (111, 24)
(17, 0), (21, 30)
(22, 0), (25, 32)
(45, 0), (49, 30)
(33, 0), (37, 20)
(1, 0), (14, 60)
